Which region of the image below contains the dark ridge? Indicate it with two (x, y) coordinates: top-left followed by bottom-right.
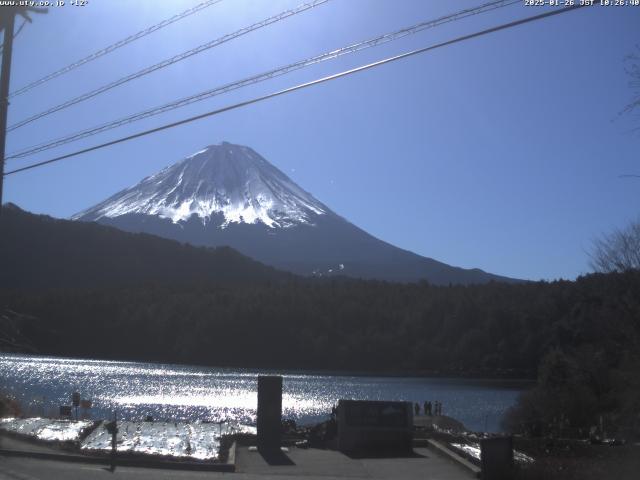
(0, 203), (290, 290)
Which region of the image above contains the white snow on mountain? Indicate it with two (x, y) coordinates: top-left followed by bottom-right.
(72, 142), (327, 229)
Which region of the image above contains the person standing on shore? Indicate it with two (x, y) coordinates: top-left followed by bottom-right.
(414, 402), (420, 416)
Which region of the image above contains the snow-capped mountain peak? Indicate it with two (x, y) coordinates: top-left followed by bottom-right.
(73, 142), (327, 229)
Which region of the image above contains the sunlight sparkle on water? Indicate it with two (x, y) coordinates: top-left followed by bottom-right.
(111, 391), (330, 423)
(0, 354), (525, 432)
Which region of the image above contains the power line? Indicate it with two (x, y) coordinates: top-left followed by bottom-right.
(3, 3), (590, 178)
(7, 0), (519, 161)
(7, 0), (330, 132)
(8, 0), (224, 98)
(0, 17), (30, 54)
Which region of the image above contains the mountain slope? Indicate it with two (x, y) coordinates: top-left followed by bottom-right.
(74, 142), (327, 229)
(74, 142), (516, 285)
(0, 203), (287, 290)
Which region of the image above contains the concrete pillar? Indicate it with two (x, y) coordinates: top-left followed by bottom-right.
(257, 375), (282, 451)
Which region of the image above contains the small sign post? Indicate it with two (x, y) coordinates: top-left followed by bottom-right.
(105, 412), (118, 472)
(72, 392), (80, 421)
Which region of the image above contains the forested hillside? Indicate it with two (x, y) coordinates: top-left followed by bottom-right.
(0, 204), (288, 289)
(2, 272), (638, 379)
(2, 204), (639, 436)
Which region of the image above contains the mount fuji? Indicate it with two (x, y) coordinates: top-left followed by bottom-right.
(73, 142), (514, 284)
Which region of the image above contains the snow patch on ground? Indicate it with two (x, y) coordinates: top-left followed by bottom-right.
(450, 442), (534, 464)
(0, 417), (256, 460)
(81, 420), (255, 460)
(0, 417), (92, 442)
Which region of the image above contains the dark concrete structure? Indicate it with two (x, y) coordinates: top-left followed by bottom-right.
(480, 436), (514, 480)
(337, 400), (413, 454)
(256, 375), (282, 452)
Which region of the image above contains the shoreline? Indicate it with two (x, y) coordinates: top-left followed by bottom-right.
(0, 351), (536, 382)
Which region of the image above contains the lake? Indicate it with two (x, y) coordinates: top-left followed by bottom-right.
(0, 353), (529, 432)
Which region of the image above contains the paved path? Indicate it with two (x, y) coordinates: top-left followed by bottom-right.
(235, 446), (475, 479)
(0, 456), (218, 480)
(0, 435), (67, 455)
(0, 445), (474, 480)
(0, 430), (474, 480)
(413, 415), (467, 433)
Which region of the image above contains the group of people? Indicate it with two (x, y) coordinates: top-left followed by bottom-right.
(414, 400), (442, 416)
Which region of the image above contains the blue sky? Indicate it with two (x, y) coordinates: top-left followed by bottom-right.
(3, 0), (639, 281)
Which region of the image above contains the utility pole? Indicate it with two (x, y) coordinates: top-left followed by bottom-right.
(0, 10), (16, 214)
(0, 6), (47, 216)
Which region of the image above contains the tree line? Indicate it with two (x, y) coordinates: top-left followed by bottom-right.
(0, 271), (636, 376)
(1, 205), (639, 436)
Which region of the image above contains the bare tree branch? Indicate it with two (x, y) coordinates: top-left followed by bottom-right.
(621, 45), (640, 117)
(590, 219), (640, 273)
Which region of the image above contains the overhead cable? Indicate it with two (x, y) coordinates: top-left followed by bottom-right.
(7, 0), (518, 161)
(4, 4), (590, 177)
(7, 0), (330, 132)
(9, 0), (224, 97)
